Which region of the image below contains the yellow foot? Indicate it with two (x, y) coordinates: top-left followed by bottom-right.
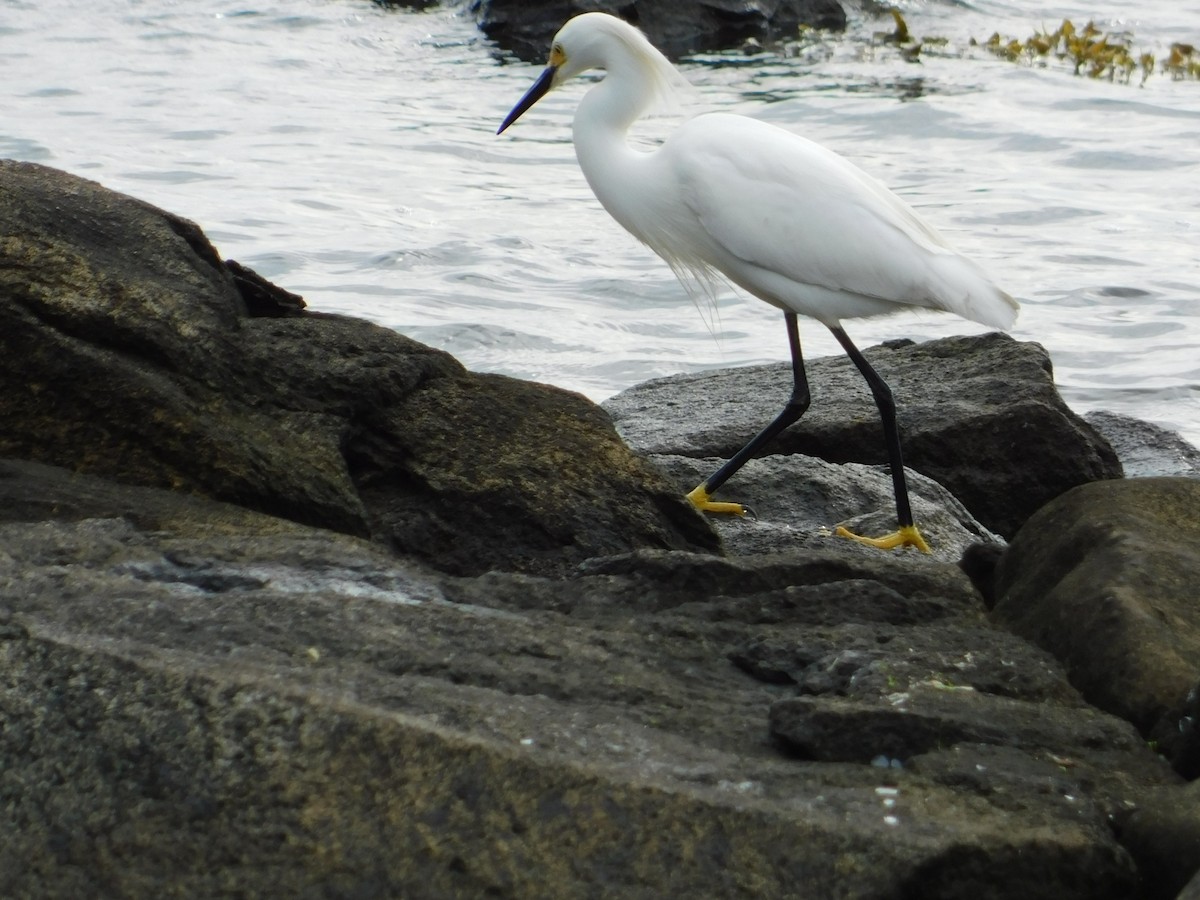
(686, 485), (750, 517)
(835, 523), (932, 554)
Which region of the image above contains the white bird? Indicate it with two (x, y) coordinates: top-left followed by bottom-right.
(497, 12), (1018, 553)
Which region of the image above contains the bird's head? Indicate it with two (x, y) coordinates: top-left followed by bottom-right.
(496, 13), (684, 135)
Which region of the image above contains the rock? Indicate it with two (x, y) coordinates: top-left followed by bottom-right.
(1086, 409), (1200, 478)
(0, 460), (1179, 899)
(1177, 678), (1200, 780)
(991, 477), (1200, 777)
(2, 159), (1194, 898)
(373, 0), (440, 10)
(769, 684), (1148, 766)
(651, 452), (1001, 562)
(224, 259), (306, 317)
(958, 541), (1006, 608)
(1111, 780), (1200, 900)
(472, 0), (848, 63)
(733, 623), (1080, 704)
(0, 160), (718, 576)
(605, 334), (1123, 538)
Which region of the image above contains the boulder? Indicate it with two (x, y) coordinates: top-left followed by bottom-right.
(1111, 780), (1200, 900)
(650, 452), (1002, 562)
(605, 334), (1123, 538)
(991, 477), (1200, 778)
(1086, 409), (1200, 478)
(0, 458), (1180, 899)
(472, 0), (848, 63)
(0, 160), (718, 577)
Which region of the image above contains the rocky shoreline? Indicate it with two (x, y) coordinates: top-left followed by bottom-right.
(2, 159), (1198, 898)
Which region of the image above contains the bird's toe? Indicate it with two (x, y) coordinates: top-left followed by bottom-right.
(835, 523), (932, 554)
(686, 485), (751, 518)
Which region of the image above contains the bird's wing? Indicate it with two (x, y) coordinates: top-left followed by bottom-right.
(670, 114), (1006, 323)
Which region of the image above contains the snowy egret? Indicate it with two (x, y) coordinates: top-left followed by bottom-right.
(498, 12), (1017, 553)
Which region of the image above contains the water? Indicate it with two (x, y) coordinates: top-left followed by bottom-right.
(3, 0), (1199, 445)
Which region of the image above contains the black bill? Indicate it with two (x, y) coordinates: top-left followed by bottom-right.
(497, 65), (557, 134)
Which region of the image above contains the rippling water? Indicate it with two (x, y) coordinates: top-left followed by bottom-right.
(4, 0), (1199, 445)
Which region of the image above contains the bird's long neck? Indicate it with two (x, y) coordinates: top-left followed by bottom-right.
(571, 59), (664, 241)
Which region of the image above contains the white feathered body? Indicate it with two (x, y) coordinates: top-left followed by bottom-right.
(559, 13), (1017, 331)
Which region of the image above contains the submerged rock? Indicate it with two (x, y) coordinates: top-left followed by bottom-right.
(472, 0), (848, 63)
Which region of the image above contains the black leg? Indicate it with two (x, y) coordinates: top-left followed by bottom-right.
(689, 313), (809, 512)
(828, 325), (920, 536)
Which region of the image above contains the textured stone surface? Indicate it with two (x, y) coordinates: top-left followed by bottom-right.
(0, 461), (1177, 899)
(1111, 780), (1200, 900)
(992, 477), (1200, 778)
(0, 160), (717, 577)
(1086, 410), (1200, 479)
(650, 452), (1001, 562)
(605, 334), (1123, 538)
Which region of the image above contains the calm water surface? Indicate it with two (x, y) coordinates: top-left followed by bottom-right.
(4, 0), (1199, 444)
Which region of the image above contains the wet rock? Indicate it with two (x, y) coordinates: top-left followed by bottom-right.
(472, 0), (848, 63)
(1086, 409), (1200, 479)
(992, 477), (1200, 777)
(0, 160), (718, 577)
(605, 333), (1123, 539)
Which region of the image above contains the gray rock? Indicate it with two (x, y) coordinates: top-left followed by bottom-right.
(0, 160), (718, 577)
(770, 684), (1149, 765)
(1086, 409), (1200, 478)
(992, 477), (1200, 778)
(473, 0), (848, 63)
(605, 334), (1123, 538)
(0, 460), (1176, 899)
(650, 452), (1001, 561)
